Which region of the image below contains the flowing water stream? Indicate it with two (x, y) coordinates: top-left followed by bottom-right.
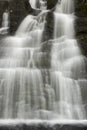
(0, 0), (87, 120)
(0, 11), (9, 35)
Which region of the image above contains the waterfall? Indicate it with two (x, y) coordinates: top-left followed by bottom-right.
(0, 12), (9, 35)
(0, 0), (86, 120)
(51, 0), (87, 119)
(29, 0), (47, 10)
(55, 0), (74, 14)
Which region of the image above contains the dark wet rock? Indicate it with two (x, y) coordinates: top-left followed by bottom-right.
(0, 0), (57, 34)
(42, 11), (54, 42)
(75, 0), (87, 57)
(0, 122), (87, 130)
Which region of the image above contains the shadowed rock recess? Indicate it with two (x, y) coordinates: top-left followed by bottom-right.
(0, 0), (87, 130)
(75, 0), (87, 57)
(0, 121), (86, 130)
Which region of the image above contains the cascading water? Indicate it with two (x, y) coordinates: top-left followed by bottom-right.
(55, 0), (74, 14)
(29, 0), (47, 10)
(51, 0), (87, 119)
(0, 11), (9, 35)
(0, 0), (87, 120)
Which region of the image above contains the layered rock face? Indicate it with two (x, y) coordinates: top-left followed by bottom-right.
(75, 0), (87, 57)
(0, 122), (87, 130)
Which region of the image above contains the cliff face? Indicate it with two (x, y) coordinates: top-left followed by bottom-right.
(75, 0), (87, 56)
(0, 0), (28, 33)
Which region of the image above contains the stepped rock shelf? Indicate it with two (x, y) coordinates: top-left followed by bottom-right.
(0, 0), (87, 130)
(0, 120), (87, 130)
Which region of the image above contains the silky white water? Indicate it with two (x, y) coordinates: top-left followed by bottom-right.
(0, 0), (87, 120)
(51, 0), (87, 119)
(0, 12), (9, 35)
(29, 0), (47, 10)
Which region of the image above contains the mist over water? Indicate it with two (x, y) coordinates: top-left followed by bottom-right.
(0, 0), (87, 120)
